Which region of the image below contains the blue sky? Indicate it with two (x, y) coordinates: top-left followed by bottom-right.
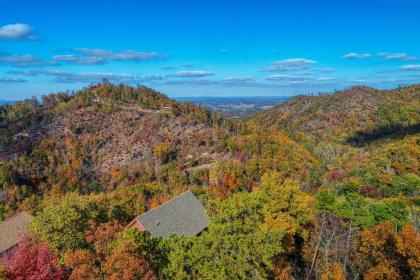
(0, 0), (419, 99)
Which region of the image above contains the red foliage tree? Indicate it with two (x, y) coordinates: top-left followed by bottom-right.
(360, 185), (380, 198)
(2, 237), (66, 280)
(327, 170), (343, 181)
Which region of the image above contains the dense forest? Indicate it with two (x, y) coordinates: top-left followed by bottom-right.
(0, 83), (419, 279)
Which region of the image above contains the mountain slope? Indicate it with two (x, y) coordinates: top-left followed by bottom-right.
(0, 83), (233, 194)
(253, 85), (420, 143)
(246, 84), (420, 198)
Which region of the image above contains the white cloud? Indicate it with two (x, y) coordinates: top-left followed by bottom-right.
(52, 55), (107, 65)
(263, 58), (317, 72)
(175, 70), (214, 78)
(0, 77), (27, 83)
(111, 50), (166, 61)
(161, 64), (194, 71)
(162, 78), (266, 88)
(222, 76), (255, 82)
(266, 74), (313, 81)
(0, 23), (36, 40)
(162, 74), (264, 87)
(274, 58), (317, 67)
(0, 54), (56, 67)
(378, 52), (417, 61)
(351, 79), (368, 84)
(73, 48), (114, 56)
(400, 64), (420, 71)
(52, 48), (168, 65)
(74, 48), (167, 61)
(9, 70), (163, 83)
(343, 53), (371, 59)
(316, 77), (336, 81)
(263, 65), (292, 72)
(316, 67), (336, 73)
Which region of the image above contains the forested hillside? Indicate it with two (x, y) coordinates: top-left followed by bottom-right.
(254, 85), (419, 142)
(0, 84), (419, 280)
(0, 83), (234, 199)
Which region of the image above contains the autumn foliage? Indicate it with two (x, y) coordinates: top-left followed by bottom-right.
(65, 221), (157, 280)
(1, 237), (65, 280)
(357, 222), (420, 280)
(0, 83), (418, 279)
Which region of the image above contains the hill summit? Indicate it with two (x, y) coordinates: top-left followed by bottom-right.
(0, 83), (233, 192)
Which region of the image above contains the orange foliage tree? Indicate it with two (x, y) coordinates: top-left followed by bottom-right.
(357, 221), (420, 280)
(65, 221), (157, 280)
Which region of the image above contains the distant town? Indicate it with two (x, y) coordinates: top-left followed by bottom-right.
(175, 96), (290, 118)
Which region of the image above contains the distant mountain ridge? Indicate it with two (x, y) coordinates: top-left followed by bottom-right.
(0, 100), (15, 105)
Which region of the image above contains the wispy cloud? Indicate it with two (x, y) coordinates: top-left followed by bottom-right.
(263, 73), (338, 86)
(348, 79), (368, 84)
(315, 67), (336, 73)
(161, 64), (194, 71)
(350, 72), (420, 86)
(266, 74), (313, 81)
(109, 50), (167, 61)
(162, 78), (265, 88)
(0, 23), (36, 40)
(274, 58), (317, 67)
(162, 75), (261, 87)
(0, 54), (56, 67)
(52, 48), (168, 65)
(378, 52), (417, 61)
(219, 49), (229, 53)
(400, 64), (420, 71)
(52, 55), (107, 65)
(343, 53), (371, 59)
(75, 48), (167, 61)
(0, 77), (27, 83)
(72, 48), (114, 56)
(347, 75), (420, 87)
(175, 70), (214, 78)
(263, 58), (317, 72)
(9, 70), (163, 83)
(222, 76), (255, 82)
(316, 77), (336, 81)
(161, 73), (338, 88)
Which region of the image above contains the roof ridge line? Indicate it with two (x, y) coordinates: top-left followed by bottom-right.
(137, 190), (193, 218)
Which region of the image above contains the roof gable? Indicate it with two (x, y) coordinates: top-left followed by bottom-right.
(0, 212), (33, 254)
(136, 190), (209, 238)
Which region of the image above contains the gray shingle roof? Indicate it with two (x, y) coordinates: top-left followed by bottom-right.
(0, 212), (32, 255)
(136, 190), (209, 239)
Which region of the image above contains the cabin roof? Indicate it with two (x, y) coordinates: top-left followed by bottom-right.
(0, 212), (32, 255)
(135, 190), (209, 239)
